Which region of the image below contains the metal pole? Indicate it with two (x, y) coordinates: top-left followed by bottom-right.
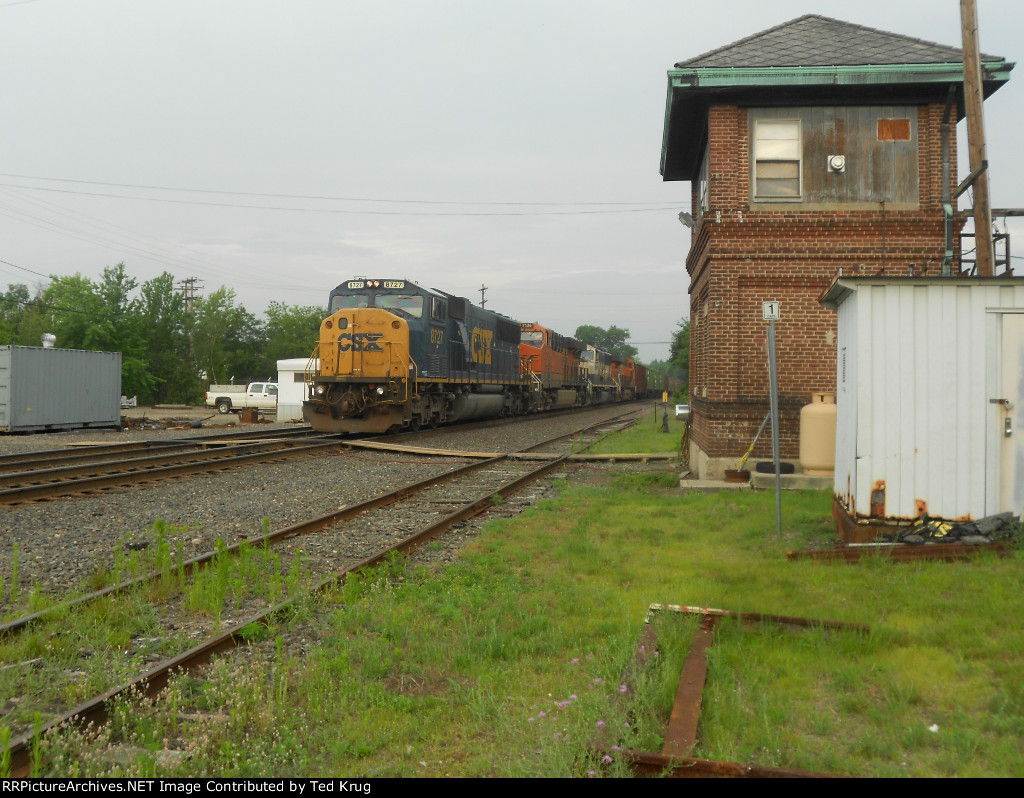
(767, 320), (782, 539)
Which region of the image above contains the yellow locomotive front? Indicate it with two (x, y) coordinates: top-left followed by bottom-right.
(303, 304), (414, 433)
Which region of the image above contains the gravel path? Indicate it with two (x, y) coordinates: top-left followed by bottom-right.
(0, 405), (654, 607)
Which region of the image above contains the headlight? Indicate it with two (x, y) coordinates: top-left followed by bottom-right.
(315, 384), (327, 396)
(376, 387), (385, 396)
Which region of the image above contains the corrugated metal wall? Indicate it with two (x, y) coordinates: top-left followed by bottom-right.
(0, 346), (122, 432)
(833, 279), (1024, 521)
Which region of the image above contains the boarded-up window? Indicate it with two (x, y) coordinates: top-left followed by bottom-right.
(754, 120), (801, 198)
(877, 118), (911, 141)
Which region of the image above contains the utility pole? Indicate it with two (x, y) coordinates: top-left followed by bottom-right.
(176, 277), (203, 313)
(961, 0), (994, 276)
(479, 284), (488, 308)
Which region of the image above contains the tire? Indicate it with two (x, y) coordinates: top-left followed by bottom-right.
(217, 400), (232, 414)
(755, 461), (795, 474)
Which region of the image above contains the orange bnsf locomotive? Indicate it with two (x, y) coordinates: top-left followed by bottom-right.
(302, 278), (655, 434)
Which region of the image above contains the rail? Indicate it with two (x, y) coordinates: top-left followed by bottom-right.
(1, 411), (637, 776)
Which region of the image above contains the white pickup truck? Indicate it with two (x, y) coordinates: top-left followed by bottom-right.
(205, 382), (278, 414)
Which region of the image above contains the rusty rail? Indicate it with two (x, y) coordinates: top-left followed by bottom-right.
(787, 542), (1013, 563)
(604, 603), (868, 778)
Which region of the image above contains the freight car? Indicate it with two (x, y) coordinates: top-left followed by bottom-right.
(302, 278), (657, 434)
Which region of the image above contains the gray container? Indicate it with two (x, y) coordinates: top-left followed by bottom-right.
(0, 346), (122, 432)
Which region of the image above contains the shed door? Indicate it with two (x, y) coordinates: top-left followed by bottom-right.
(990, 313), (1024, 515)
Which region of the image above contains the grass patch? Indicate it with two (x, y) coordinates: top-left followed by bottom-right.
(10, 481), (1024, 777)
(587, 405), (686, 455)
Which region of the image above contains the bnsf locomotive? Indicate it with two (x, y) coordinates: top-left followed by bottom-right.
(302, 278), (656, 434)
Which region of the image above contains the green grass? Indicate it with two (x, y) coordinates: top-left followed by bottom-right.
(586, 406), (687, 455)
(8, 476), (1023, 777)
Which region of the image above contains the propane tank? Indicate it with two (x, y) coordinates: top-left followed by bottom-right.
(799, 393), (837, 475)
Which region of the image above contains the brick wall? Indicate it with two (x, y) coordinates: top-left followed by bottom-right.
(687, 103), (962, 461)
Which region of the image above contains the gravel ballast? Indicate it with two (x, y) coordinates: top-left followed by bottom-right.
(0, 405), (658, 605)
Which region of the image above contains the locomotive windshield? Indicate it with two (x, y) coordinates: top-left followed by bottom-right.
(328, 291), (424, 318)
(521, 331), (544, 346)
(329, 294), (370, 313)
(375, 295), (424, 318)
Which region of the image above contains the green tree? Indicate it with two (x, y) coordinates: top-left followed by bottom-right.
(669, 318), (690, 376)
(0, 283), (54, 345)
(139, 273), (196, 403)
(193, 287), (267, 385)
(573, 324), (638, 361)
(263, 301), (325, 368)
(45, 264), (154, 398)
(42, 273), (103, 349)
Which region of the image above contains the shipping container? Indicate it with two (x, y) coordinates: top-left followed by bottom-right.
(822, 276), (1024, 528)
(0, 346), (122, 432)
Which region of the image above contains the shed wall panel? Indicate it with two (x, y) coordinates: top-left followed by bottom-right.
(835, 280), (1024, 521)
(0, 347), (121, 432)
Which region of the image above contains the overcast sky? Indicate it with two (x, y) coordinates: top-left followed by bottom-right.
(2, 0), (1021, 362)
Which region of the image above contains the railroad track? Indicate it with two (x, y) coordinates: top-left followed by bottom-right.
(1, 412), (637, 775)
(0, 429), (344, 505)
(0, 404), (646, 505)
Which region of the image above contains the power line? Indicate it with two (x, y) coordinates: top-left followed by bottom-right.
(0, 257), (51, 280)
(0, 172), (682, 208)
(0, 182), (681, 217)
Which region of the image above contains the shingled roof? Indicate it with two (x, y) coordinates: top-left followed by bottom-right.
(676, 14), (1001, 69)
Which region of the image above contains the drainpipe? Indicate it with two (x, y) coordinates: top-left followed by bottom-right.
(941, 85), (956, 276)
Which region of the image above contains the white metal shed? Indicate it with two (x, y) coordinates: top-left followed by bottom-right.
(276, 358), (317, 423)
(822, 276), (1024, 525)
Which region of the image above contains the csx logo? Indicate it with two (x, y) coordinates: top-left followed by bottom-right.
(471, 328), (493, 364)
(337, 332), (384, 352)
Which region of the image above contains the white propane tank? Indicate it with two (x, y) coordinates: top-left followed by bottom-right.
(41, 333), (56, 348)
(799, 393), (837, 475)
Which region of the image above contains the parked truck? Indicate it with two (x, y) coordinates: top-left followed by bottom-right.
(205, 382), (278, 414)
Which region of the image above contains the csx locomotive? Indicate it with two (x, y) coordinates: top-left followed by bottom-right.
(302, 278), (657, 434)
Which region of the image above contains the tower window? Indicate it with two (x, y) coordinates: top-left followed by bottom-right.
(754, 120), (801, 199)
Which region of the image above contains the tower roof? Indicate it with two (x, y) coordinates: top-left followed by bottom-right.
(676, 14), (997, 69)
(660, 15), (1013, 181)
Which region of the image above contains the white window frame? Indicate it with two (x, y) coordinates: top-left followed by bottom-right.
(753, 119), (802, 201)
(697, 146), (710, 221)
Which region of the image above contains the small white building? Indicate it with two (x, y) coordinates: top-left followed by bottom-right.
(822, 276), (1024, 532)
(276, 358), (318, 423)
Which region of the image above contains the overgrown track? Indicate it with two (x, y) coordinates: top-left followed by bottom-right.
(2, 412), (636, 775)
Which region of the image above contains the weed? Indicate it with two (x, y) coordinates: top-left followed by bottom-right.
(9, 543), (19, 604)
(0, 726), (10, 777)
(238, 622), (269, 642)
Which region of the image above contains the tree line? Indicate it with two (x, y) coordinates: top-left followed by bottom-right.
(0, 264), (324, 404)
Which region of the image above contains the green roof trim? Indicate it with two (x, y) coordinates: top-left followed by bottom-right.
(660, 58), (1014, 181)
(668, 61), (1014, 90)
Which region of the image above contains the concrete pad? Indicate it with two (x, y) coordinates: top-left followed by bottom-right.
(679, 479), (752, 493)
(750, 472), (833, 491)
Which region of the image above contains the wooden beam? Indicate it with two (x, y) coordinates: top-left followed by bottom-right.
(961, 0), (995, 275)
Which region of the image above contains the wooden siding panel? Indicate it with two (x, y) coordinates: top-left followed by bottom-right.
(750, 106), (918, 206)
